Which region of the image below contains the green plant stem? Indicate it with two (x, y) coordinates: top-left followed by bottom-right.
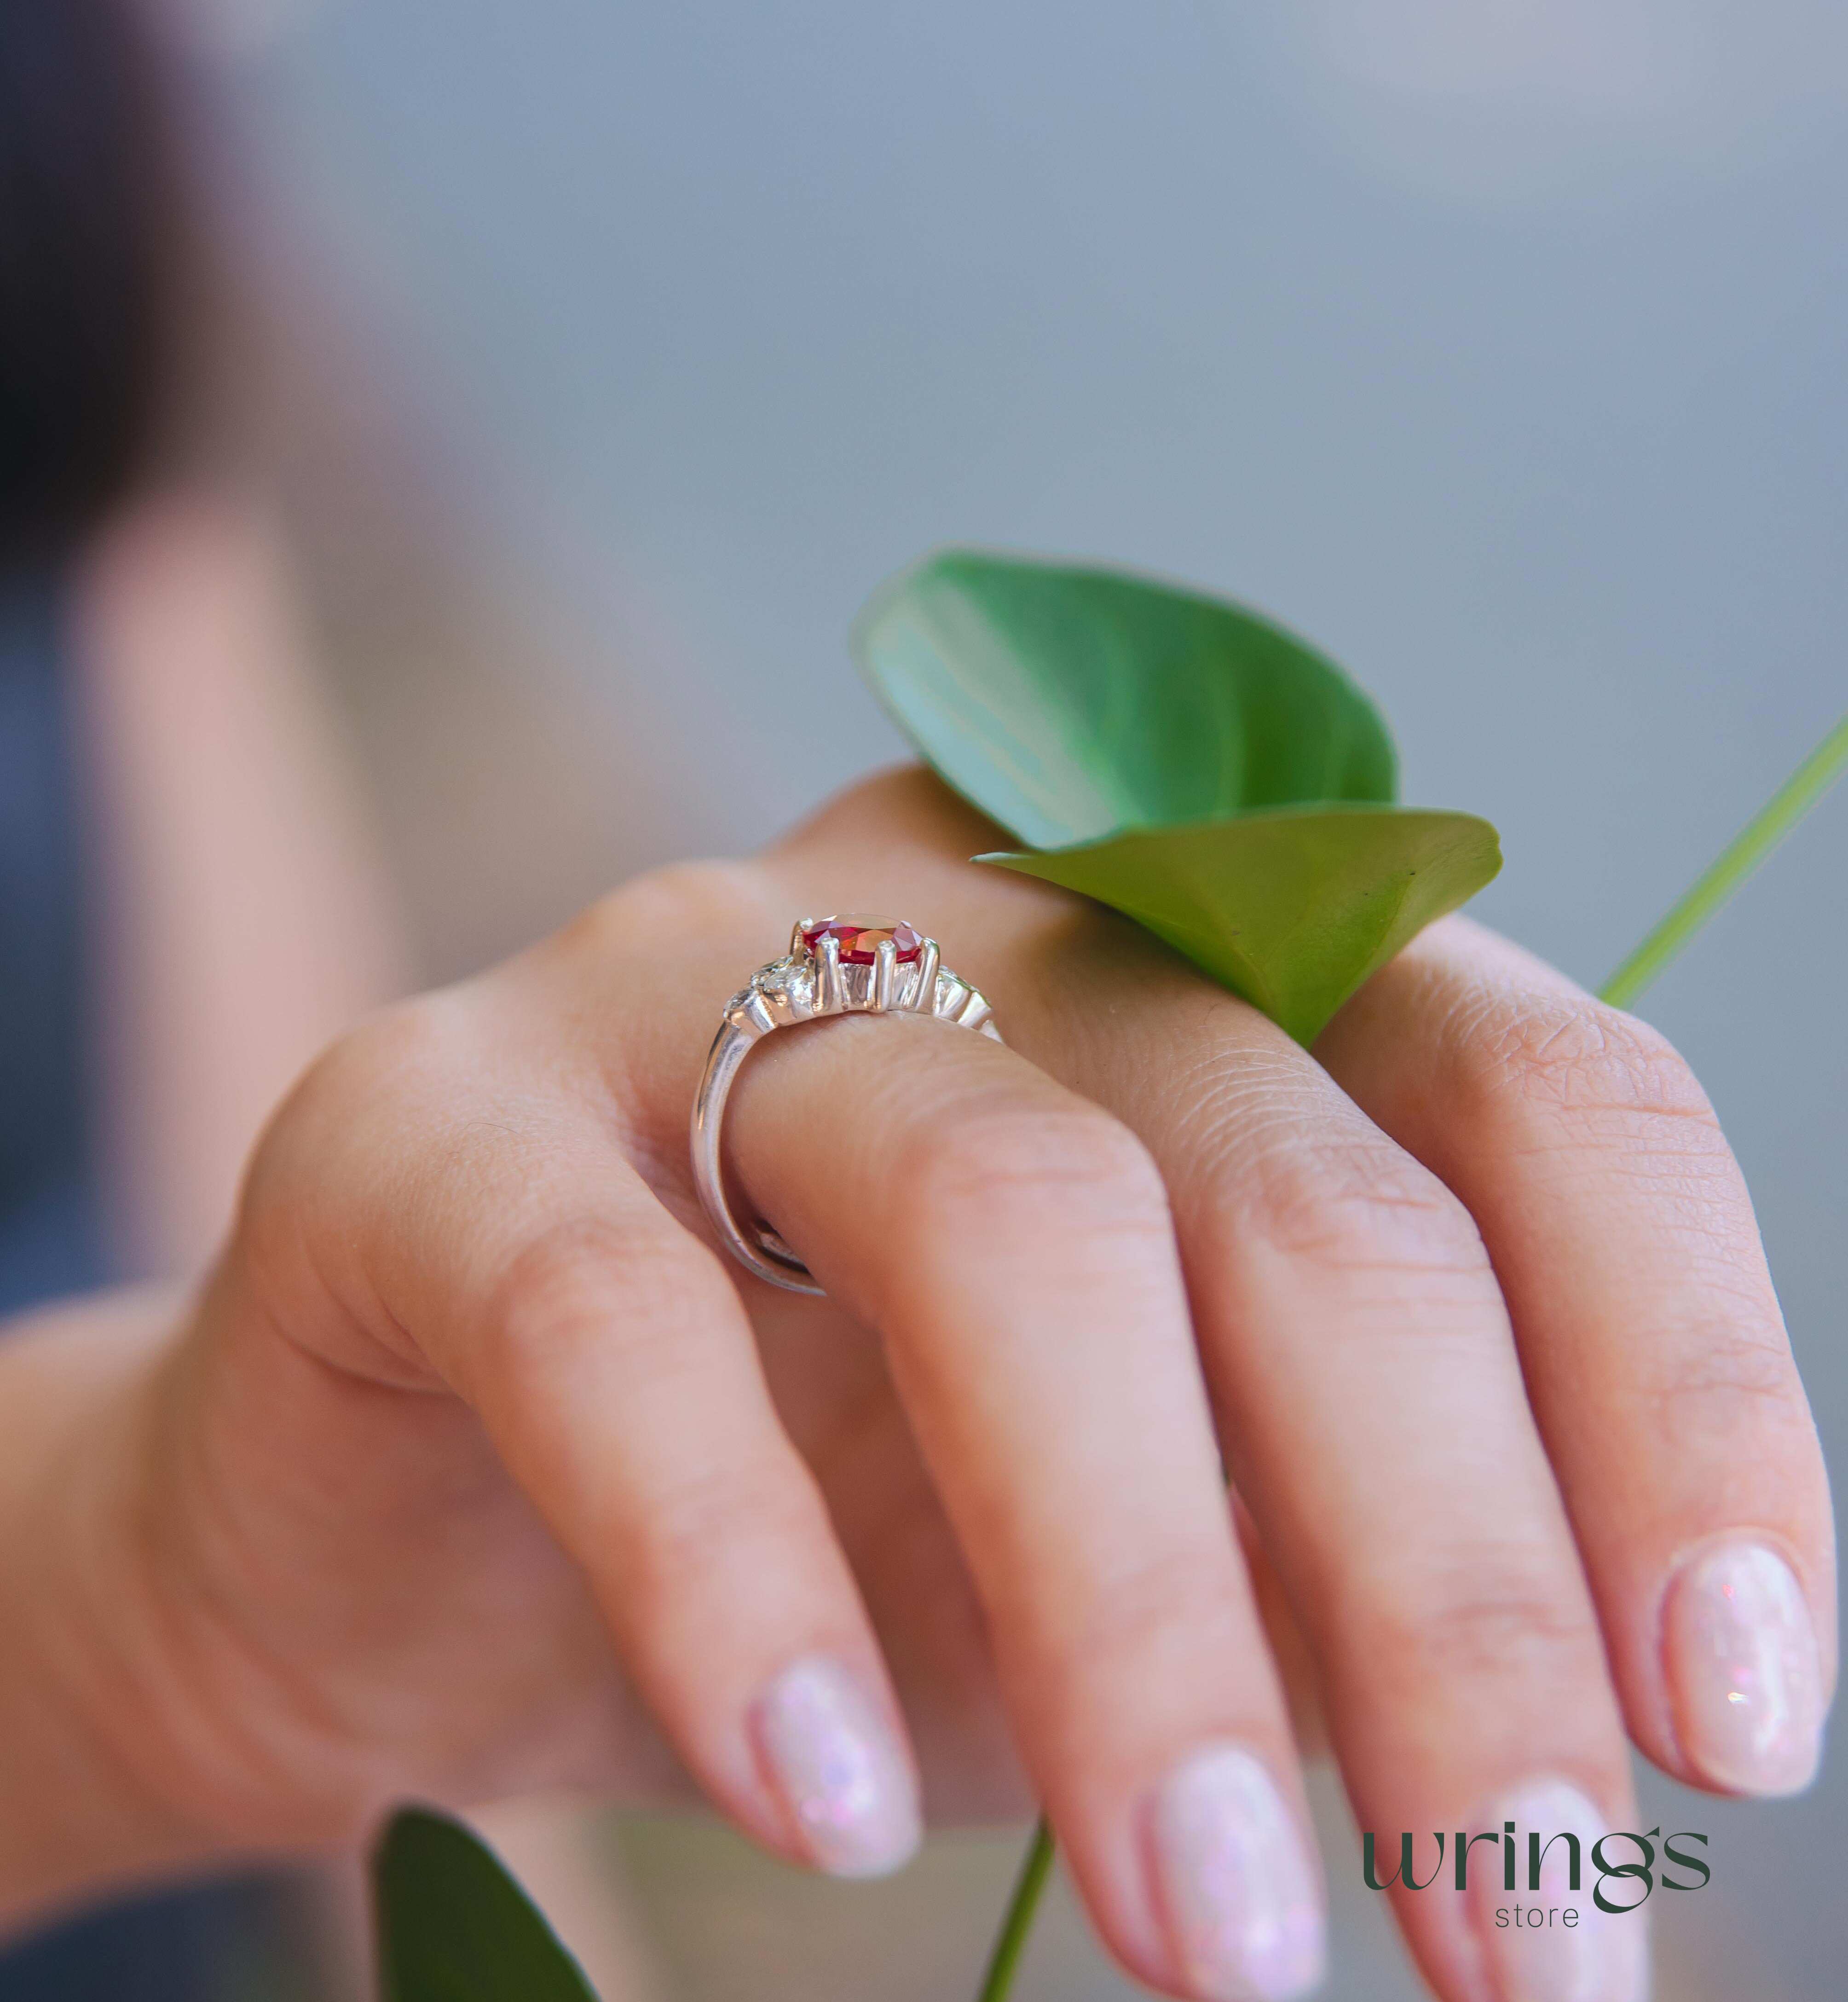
(971, 707), (1848, 2002)
(975, 1817), (1055, 2002)
(1600, 709), (1848, 1009)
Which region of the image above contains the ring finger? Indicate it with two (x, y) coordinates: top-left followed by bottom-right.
(717, 975), (1327, 2002)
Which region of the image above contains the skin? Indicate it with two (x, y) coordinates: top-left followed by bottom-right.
(69, 489), (412, 1274)
(0, 766), (1832, 2001)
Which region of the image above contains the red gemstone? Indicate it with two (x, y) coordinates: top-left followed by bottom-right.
(800, 915), (923, 965)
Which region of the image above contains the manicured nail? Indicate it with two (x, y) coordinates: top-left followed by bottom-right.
(751, 1655), (921, 1876)
(1146, 1744), (1324, 2002)
(1467, 1780), (1647, 2002)
(1664, 1539), (1825, 1796)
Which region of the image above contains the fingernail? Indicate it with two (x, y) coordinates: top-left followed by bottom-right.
(1146, 1743), (1324, 2002)
(1664, 1539), (1825, 1796)
(751, 1655), (921, 1876)
(1467, 1780), (1648, 2002)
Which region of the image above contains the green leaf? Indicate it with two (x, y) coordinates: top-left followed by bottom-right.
(980, 806), (1502, 1049)
(855, 550), (1502, 1043)
(374, 1806), (600, 2002)
(853, 549), (1399, 846)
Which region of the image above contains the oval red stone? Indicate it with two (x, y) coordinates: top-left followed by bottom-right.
(800, 915), (923, 965)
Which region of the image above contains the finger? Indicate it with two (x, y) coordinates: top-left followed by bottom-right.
(243, 999), (922, 1878)
(763, 770), (1650, 2002)
(724, 1009), (1326, 2002)
(1024, 960), (1646, 2002)
(1317, 915), (1836, 1798)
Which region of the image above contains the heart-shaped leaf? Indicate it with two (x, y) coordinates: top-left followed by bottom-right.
(854, 550), (1501, 1043)
(853, 549), (1399, 844)
(374, 1807), (599, 2002)
(981, 806), (1502, 1049)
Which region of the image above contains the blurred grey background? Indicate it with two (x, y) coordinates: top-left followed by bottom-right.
(166, 1), (1847, 1994)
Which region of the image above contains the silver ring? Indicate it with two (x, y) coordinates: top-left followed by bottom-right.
(691, 914), (1003, 1294)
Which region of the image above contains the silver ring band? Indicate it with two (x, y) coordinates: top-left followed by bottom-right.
(691, 915), (1002, 1294)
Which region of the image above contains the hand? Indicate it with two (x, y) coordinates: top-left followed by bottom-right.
(12, 768), (1831, 2002)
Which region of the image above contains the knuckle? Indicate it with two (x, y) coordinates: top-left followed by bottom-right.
(302, 997), (479, 1157)
(769, 764), (964, 859)
(1223, 1127), (1490, 1282)
(563, 857), (772, 963)
(792, 764), (929, 830)
(624, 1458), (809, 1597)
(902, 1100), (1172, 1246)
(286, 997), (450, 1131)
(241, 996), (465, 1238)
(1070, 1544), (1245, 1679)
(1354, 1564), (1604, 1700)
(483, 1210), (726, 1388)
(1462, 997), (1716, 1134)
(1640, 1318), (1808, 1448)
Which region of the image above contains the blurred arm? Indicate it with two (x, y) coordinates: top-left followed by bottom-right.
(68, 491), (412, 1277)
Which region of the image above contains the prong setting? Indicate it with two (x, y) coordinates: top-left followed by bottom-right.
(912, 937), (941, 1012)
(817, 931), (845, 1013)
